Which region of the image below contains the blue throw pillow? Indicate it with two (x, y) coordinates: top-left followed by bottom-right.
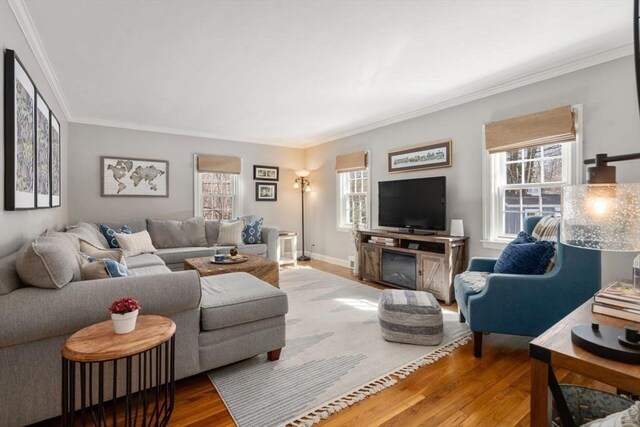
(494, 234), (555, 275)
(242, 218), (263, 244)
(103, 259), (130, 278)
(99, 224), (132, 248)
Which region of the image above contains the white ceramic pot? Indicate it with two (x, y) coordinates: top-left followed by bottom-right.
(111, 309), (139, 334)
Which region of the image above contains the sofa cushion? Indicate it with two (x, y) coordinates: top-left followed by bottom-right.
(147, 217), (208, 249)
(115, 231), (157, 257)
(242, 218), (263, 244)
(67, 222), (109, 248)
(205, 220), (220, 246)
(99, 224), (132, 248)
(200, 272), (288, 331)
(16, 234), (81, 289)
(124, 253), (165, 269)
(217, 220), (244, 246)
(0, 252), (23, 296)
(155, 247), (217, 265)
(129, 265), (172, 276)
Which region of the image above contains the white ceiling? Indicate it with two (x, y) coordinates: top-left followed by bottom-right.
(17, 0), (633, 147)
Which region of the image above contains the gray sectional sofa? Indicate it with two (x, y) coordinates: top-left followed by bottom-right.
(0, 216), (288, 426)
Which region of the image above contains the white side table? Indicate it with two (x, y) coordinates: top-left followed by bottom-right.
(278, 231), (298, 267)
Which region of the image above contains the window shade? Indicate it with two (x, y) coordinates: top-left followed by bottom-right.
(197, 154), (241, 174)
(335, 151), (367, 173)
(485, 106), (575, 154)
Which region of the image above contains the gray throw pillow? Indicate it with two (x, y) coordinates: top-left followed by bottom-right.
(147, 217), (208, 249)
(217, 220), (244, 246)
(16, 234), (82, 289)
(66, 222), (109, 248)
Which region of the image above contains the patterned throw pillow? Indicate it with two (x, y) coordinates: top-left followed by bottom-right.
(242, 218), (263, 244)
(114, 231), (157, 257)
(99, 224), (132, 248)
(531, 215), (561, 242)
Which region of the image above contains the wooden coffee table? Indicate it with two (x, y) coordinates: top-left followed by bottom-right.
(184, 253), (279, 287)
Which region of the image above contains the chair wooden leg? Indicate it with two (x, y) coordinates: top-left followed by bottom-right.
(473, 332), (483, 358)
(267, 349), (282, 361)
(459, 311), (466, 323)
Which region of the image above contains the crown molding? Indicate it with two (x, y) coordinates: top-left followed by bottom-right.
(302, 43), (634, 148)
(8, 0), (72, 120)
(71, 116), (303, 149)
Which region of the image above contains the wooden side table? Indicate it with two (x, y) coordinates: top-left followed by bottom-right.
(529, 300), (640, 426)
(278, 231), (298, 267)
(62, 315), (176, 426)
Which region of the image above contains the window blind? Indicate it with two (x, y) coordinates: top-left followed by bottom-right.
(485, 106), (575, 154)
(197, 154), (241, 174)
(335, 151), (368, 173)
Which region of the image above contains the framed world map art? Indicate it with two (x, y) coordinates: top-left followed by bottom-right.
(101, 156), (169, 197)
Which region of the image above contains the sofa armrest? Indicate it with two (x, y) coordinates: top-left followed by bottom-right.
(0, 271), (201, 348)
(261, 226), (279, 261)
(467, 257), (497, 272)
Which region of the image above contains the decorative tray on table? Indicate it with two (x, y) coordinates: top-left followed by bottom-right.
(210, 255), (249, 264)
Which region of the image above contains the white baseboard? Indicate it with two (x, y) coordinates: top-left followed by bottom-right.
(309, 252), (351, 268)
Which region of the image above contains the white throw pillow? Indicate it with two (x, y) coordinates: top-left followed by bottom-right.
(115, 230), (157, 257)
(217, 220), (244, 246)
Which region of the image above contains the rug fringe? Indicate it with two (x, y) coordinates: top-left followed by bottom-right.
(283, 332), (472, 427)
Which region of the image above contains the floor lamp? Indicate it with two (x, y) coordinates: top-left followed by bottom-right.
(294, 170), (311, 261)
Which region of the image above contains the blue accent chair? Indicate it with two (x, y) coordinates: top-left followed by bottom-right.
(454, 216), (601, 357)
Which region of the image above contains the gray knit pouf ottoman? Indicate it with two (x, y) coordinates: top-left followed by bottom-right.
(378, 289), (443, 345)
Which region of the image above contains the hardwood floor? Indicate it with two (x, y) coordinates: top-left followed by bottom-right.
(37, 260), (610, 426)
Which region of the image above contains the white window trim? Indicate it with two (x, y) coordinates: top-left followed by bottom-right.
(193, 154), (243, 219)
(481, 105), (583, 250)
(336, 152), (371, 232)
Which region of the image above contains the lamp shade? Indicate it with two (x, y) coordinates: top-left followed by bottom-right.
(295, 169), (310, 178)
(561, 183), (640, 251)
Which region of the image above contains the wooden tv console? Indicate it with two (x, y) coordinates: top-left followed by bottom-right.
(358, 230), (468, 305)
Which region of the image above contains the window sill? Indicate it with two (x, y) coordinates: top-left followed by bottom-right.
(481, 239), (510, 251)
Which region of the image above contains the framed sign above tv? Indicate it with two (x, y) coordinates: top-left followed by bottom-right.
(388, 139), (452, 173)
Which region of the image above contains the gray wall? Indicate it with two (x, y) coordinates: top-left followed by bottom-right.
(68, 123), (305, 236)
(304, 56), (640, 284)
(0, 0), (69, 257)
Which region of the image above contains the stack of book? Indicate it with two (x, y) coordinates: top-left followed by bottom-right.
(367, 236), (397, 247)
(592, 281), (640, 322)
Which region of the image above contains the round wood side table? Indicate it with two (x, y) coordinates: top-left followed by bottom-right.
(61, 315), (176, 426)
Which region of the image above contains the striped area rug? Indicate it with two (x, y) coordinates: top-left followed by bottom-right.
(207, 267), (470, 426)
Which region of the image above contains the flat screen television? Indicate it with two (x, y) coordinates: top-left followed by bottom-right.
(378, 177), (446, 232)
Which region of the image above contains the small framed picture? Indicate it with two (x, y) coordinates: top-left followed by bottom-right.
(388, 139), (452, 173)
(253, 165), (279, 181)
(256, 182), (277, 201)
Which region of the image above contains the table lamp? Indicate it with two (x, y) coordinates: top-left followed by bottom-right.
(561, 152), (640, 363)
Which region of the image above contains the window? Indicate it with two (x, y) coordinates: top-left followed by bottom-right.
(483, 106), (581, 247)
(195, 172), (238, 220)
(338, 169), (369, 229)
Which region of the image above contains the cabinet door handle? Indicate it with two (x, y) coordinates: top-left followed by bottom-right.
(418, 270), (422, 276)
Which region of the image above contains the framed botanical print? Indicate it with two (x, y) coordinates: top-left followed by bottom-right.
(4, 49), (36, 210)
(253, 165), (279, 181)
(35, 92), (51, 208)
(256, 182), (277, 201)
(50, 113), (61, 207)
